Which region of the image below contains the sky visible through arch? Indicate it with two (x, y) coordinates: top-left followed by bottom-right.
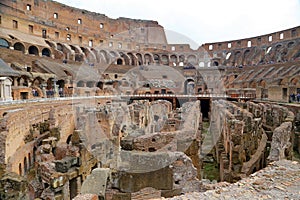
(55, 0), (300, 49)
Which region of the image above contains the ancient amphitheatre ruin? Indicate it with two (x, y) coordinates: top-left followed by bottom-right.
(0, 0), (300, 199)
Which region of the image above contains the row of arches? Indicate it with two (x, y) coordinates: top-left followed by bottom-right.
(219, 39), (300, 67)
(0, 38), (52, 57)
(18, 152), (33, 176)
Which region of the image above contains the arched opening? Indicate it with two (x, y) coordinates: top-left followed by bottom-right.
(57, 43), (63, 51)
(19, 163), (22, 176)
(136, 53), (143, 66)
(66, 134), (72, 144)
(120, 52), (130, 65)
(14, 42), (25, 53)
(86, 81), (95, 88)
(0, 38), (9, 49)
(127, 52), (136, 66)
(28, 45), (39, 55)
(97, 81), (104, 89)
(213, 61), (219, 66)
(18, 76), (29, 86)
(187, 55), (197, 65)
(28, 153), (31, 167)
(184, 79), (195, 95)
(77, 80), (85, 87)
(144, 53), (152, 65)
(179, 55), (185, 63)
(153, 54), (160, 64)
(199, 62), (205, 67)
(161, 54), (169, 65)
(24, 157), (28, 174)
(117, 58), (123, 65)
(288, 42), (295, 48)
(170, 55), (177, 66)
(42, 48), (51, 57)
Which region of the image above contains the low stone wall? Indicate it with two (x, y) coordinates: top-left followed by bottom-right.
(210, 100), (294, 182)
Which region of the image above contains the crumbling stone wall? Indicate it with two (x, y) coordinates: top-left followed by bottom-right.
(210, 100), (294, 182)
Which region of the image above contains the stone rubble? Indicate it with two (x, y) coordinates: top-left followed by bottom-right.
(163, 160), (300, 200)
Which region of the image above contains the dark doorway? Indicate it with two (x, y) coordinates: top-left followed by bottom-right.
(21, 92), (29, 100)
(200, 99), (210, 119)
(69, 178), (78, 199)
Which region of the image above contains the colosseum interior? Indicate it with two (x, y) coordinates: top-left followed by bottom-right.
(0, 0), (300, 199)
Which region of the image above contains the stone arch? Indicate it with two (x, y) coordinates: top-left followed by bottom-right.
(234, 51), (242, 66)
(19, 163), (22, 176)
(57, 43), (64, 51)
(81, 47), (96, 63)
(161, 54), (169, 65)
(136, 53), (143, 65)
(31, 76), (45, 87)
(28, 153), (31, 167)
(18, 76), (29, 86)
(243, 49), (251, 65)
(66, 134), (73, 144)
(212, 61), (219, 66)
(14, 42), (25, 53)
(91, 48), (100, 63)
(28, 45), (39, 55)
(199, 61), (205, 67)
(24, 157), (28, 174)
(45, 40), (56, 49)
(0, 38), (10, 48)
(287, 41), (295, 48)
(153, 54), (160, 64)
(127, 52), (137, 66)
(86, 81), (95, 88)
(179, 55), (185, 63)
(119, 52), (130, 65)
(77, 80), (85, 87)
(170, 54), (178, 66)
(97, 81), (104, 89)
(144, 53), (152, 65)
(42, 48), (51, 57)
(99, 50), (109, 64)
(117, 58), (123, 65)
(187, 55), (197, 65)
(184, 78), (195, 95)
(70, 45), (84, 62)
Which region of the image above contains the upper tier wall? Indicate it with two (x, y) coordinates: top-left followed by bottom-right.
(202, 26), (300, 53)
(0, 0), (168, 46)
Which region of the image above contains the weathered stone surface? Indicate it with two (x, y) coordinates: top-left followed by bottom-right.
(267, 122), (293, 162)
(165, 160), (300, 200)
(81, 168), (110, 198)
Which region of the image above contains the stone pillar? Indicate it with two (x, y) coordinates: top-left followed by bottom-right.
(62, 180), (70, 200)
(13, 77), (18, 87)
(76, 176), (82, 196)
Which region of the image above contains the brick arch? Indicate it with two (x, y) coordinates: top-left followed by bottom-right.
(170, 54), (178, 66)
(119, 52), (130, 65)
(161, 54), (169, 65)
(42, 47), (51, 57)
(127, 52), (137, 66)
(28, 45), (39, 56)
(136, 53), (143, 65)
(13, 42), (26, 53)
(144, 53), (153, 65)
(187, 54), (197, 65)
(0, 38), (10, 48)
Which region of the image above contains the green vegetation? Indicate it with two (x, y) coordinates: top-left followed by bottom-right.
(202, 161), (220, 181)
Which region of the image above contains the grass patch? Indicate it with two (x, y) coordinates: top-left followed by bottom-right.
(202, 161), (220, 181)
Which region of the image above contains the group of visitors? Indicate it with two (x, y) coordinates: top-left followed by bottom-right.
(289, 93), (300, 102)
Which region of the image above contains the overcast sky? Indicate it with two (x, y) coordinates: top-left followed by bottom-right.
(56, 0), (300, 49)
